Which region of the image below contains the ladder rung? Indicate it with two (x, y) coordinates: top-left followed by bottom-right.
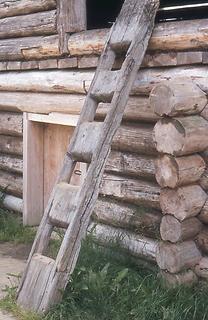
(49, 183), (79, 228)
(90, 71), (120, 102)
(71, 122), (103, 163)
(17, 254), (55, 312)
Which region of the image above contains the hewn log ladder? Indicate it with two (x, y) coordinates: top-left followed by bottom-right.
(17, 0), (159, 313)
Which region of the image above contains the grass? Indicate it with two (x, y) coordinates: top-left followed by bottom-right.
(0, 209), (208, 319)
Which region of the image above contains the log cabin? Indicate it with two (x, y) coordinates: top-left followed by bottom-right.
(1, 0), (208, 287)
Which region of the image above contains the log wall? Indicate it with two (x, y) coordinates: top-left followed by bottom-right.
(1, 6), (208, 284)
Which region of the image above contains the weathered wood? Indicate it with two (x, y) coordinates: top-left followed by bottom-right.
(201, 104), (208, 122)
(57, 0), (86, 53)
(0, 154), (22, 174)
(155, 154), (206, 188)
(153, 116), (208, 156)
(21, 60), (39, 70)
(0, 91), (85, 114)
(160, 215), (202, 243)
(78, 56), (99, 69)
(195, 257), (208, 279)
(150, 80), (207, 117)
(100, 174), (160, 210)
(198, 200), (208, 224)
(0, 135), (22, 155)
(160, 270), (198, 288)
(0, 170), (22, 197)
(38, 59), (58, 70)
(94, 197), (162, 237)
(17, 0), (160, 312)
(0, 0), (56, 19)
(106, 151), (156, 180)
(7, 61), (21, 70)
(156, 241), (202, 273)
(196, 229), (208, 254)
(90, 223), (158, 262)
(58, 58), (78, 69)
(0, 193), (23, 213)
(0, 10), (56, 39)
(113, 124), (156, 155)
(199, 169), (208, 191)
(0, 112), (22, 136)
(97, 97), (159, 123)
(0, 70), (91, 93)
(160, 185), (207, 221)
(68, 19), (208, 56)
(0, 35), (59, 61)
(23, 113), (44, 226)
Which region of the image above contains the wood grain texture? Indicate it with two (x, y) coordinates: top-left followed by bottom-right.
(0, 154), (22, 174)
(0, 112), (22, 136)
(155, 154), (206, 188)
(0, 135), (22, 155)
(156, 241), (202, 273)
(160, 185), (207, 221)
(93, 197), (161, 237)
(0, 0), (56, 19)
(0, 169), (22, 196)
(153, 116), (208, 156)
(0, 10), (56, 39)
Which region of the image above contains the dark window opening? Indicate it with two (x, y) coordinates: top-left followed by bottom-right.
(87, 0), (208, 30)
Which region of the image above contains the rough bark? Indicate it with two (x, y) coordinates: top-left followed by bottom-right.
(0, 10), (56, 39)
(90, 223), (158, 262)
(0, 155), (22, 174)
(94, 197), (162, 237)
(160, 215), (202, 243)
(0, 0), (56, 19)
(155, 154), (206, 188)
(153, 116), (208, 156)
(100, 173), (160, 210)
(106, 151), (156, 180)
(150, 80), (207, 117)
(0, 112), (23, 136)
(156, 241), (202, 273)
(160, 185), (207, 221)
(0, 170), (22, 197)
(0, 135), (23, 156)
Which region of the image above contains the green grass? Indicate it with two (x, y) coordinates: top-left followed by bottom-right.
(1, 209), (208, 320)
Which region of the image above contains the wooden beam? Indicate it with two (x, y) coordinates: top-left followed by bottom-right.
(0, 154), (22, 174)
(0, 135), (23, 156)
(0, 169), (22, 197)
(0, 112), (23, 136)
(0, 10), (56, 39)
(0, 0), (56, 19)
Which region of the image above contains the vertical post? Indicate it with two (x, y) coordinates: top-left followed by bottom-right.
(57, 0), (87, 53)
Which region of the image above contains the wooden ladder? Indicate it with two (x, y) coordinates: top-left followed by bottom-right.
(17, 0), (159, 313)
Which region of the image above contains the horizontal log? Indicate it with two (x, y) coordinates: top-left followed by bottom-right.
(155, 154), (206, 188)
(0, 34), (59, 61)
(0, 154), (22, 174)
(156, 241), (202, 273)
(199, 169), (208, 191)
(0, 192), (23, 213)
(0, 10), (56, 39)
(89, 222), (158, 262)
(160, 270), (198, 288)
(113, 124), (156, 155)
(0, 170), (22, 197)
(0, 112), (22, 136)
(94, 197), (162, 237)
(0, 91), (85, 113)
(100, 173), (160, 210)
(160, 185), (207, 221)
(68, 19), (208, 56)
(0, 0), (56, 19)
(150, 80), (207, 117)
(153, 116), (208, 156)
(195, 257), (208, 279)
(1, 66), (208, 96)
(106, 151), (156, 180)
(0, 70), (91, 93)
(0, 135), (23, 156)
(160, 215), (202, 243)
(97, 97), (159, 123)
(198, 200), (208, 224)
